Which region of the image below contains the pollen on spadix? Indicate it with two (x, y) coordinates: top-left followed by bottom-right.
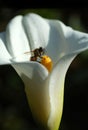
(41, 55), (53, 72)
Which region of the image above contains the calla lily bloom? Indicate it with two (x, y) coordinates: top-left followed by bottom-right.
(0, 13), (88, 130)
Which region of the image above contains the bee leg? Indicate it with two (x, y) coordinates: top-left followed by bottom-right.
(30, 56), (36, 61)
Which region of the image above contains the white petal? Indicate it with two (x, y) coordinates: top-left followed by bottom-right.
(45, 20), (88, 64)
(5, 13), (88, 65)
(22, 13), (50, 50)
(22, 13), (88, 65)
(60, 21), (88, 54)
(6, 15), (30, 57)
(0, 32), (11, 64)
(22, 13), (65, 64)
(12, 62), (48, 81)
(12, 62), (50, 127)
(12, 53), (76, 130)
(47, 54), (76, 130)
(22, 13), (66, 64)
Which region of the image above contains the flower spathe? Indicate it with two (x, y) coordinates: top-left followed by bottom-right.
(0, 13), (88, 130)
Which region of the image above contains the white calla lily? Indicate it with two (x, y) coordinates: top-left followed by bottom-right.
(0, 13), (88, 130)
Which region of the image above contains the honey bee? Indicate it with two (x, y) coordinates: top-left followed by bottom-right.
(24, 47), (53, 72)
(24, 47), (45, 62)
(30, 47), (45, 62)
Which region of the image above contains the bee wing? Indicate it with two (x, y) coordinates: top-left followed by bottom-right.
(11, 52), (32, 62)
(24, 51), (34, 56)
(24, 51), (31, 54)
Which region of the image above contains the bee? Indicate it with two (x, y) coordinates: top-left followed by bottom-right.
(24, 47), (45, 62)
(24, 47), (53, 72)
(30, 47), (45, 62)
